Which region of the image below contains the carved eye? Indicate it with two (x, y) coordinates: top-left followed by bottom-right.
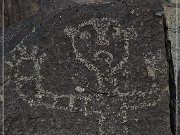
(79, 25), (97, 40)
(113, 26), (121, 34)
(112, 26), (121, 38)
(80, 31), (91, 39)
(108, 25), (122, 39)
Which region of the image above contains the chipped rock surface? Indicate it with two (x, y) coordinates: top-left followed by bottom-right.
(4, 0), (172, 135)
(163, 2), (180, 133)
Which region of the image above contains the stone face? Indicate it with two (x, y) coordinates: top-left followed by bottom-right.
(4, 1), (172, 135)
(164, 2), (180, 71)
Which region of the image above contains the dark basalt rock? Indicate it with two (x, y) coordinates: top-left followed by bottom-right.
(3, 0), (173, 134)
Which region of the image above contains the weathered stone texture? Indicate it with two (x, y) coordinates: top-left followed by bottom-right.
(0, 0), (40, 28)
(163, 2), (180, 134)
(164, 3), (180, 71)
(4, 0), (172, 135)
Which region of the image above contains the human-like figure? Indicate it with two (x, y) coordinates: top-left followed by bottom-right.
(64, 18), (137, 94)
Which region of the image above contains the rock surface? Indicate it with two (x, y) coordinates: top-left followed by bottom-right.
(4, 0), (172, 134)
(163, 2), (180, 134)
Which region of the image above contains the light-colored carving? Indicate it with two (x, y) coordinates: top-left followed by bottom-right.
(64, 18), (137, 91)
(5, 17), (168, 135)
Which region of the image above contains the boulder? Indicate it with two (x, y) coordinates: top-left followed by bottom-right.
(4, 0), (173, 134)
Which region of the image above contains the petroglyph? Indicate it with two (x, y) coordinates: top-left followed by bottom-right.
(63, 17), (167, 134)
(144, 50), (168, 80)
(4, 16), (169, 135)
(4, 15), (169, 134)
(64, 18), (137, 91)
(4, 1), (171, 135)
(5, 41), (48, 105)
